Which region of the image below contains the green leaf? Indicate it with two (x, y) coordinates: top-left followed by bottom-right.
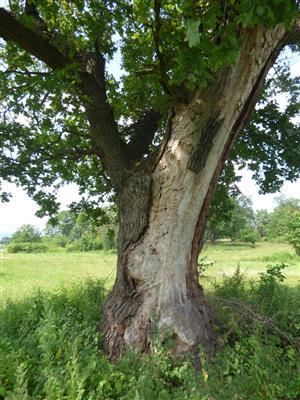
(185, 20), (200, 47)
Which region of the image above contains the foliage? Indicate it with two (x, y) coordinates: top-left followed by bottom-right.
(10, 224), (41, 243)
(266, 196), (300, 239)
(238, 227), (258, 245)
(103, 227), (117, 250)
(0, 236), (10, 249)
(262, 196), (300, 254)
(231, 51), (300, 193)
(45, 210), (77, 238)
(44, 209), (117, 252)
(206, 195), (256, 243)
(253, 209), (270, 239)
(6, 224), (46, 253)
(285, 210), (300, 255)
(207, 195), (300, 252)
(0, 273), (299, 400)
(0, 1), (299, 217)
(65, 235), (104, 252)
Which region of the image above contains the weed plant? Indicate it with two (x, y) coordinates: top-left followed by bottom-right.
(0, 267), (299, 399)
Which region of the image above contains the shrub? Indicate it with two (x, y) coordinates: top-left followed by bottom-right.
(6, 242), (49, 253)
(238, 227), (258, 245)
(65, 240), (82, 252)
(65, 236), (103, 252)
(80, 234), (103, 251)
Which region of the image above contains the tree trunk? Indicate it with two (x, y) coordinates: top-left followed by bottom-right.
(101, 26), (288, 361)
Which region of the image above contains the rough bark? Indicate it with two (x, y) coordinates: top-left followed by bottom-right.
(101, 26), (289, 361)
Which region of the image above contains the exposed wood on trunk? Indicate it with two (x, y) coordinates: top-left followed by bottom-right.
(191, 25), (292, 265)
(101, 24), (291, 362)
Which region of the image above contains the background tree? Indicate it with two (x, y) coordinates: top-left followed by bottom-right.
(285, 210), (300, 255)
(206, 194), (257, 244)
(6, 223), (46, 253)
(265, 196), (300, 239)
(10, 224), (41, 243)
(225, 195), (255, 242)
(45, 210), (77, 238)
(254, 209), (270, 239)
(44, 208), (117, 251)
(0, 1), (300, 360)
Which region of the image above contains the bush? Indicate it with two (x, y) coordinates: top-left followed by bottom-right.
(238, 227), (258, 245)
(65, 240), (82, 252)
(6, 242), (49, 253)
(65, 236), (103, 252)
(80, 234), (103, 251)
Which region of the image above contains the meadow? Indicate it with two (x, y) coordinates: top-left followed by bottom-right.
(1, 241), (299, 306)
(1, 242), (299, 399)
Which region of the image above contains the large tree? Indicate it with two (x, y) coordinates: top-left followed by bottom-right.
(1, 1), (300, 360)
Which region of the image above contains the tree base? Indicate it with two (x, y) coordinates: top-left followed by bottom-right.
(101, 272), (218, 362)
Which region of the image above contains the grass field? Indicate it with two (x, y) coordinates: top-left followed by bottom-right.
(1, 241), (299, 307)
(1, 241), (299, 399)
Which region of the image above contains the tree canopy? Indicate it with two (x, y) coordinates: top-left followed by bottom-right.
(0, 1), (300, 220)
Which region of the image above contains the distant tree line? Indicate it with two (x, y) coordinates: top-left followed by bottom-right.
(206, 195), (300, 254)
(2, 196), (300, 255)
(4, 207), (118, 253)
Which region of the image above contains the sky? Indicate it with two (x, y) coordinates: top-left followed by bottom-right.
(0, 6), (300, 235)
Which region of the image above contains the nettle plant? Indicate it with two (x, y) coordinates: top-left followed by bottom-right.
(1, 1), (300, 360)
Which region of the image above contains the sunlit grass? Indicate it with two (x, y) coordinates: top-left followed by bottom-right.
(201, 241), (300, 285)
(1, 251), (116, 307)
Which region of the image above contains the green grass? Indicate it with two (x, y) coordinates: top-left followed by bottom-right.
(0, 242), (299, 399)
(1, 251), (116, 307)
(1, 242), (300, 306)
(201, 241), (300, 285)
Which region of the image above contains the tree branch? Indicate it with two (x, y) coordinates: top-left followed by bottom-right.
(152, 0), (172, 96)
(0, 6), (132, 191)
(3, 69), (50, 76)
(125, 110), (161, 162)
(0, 7), (69, 69)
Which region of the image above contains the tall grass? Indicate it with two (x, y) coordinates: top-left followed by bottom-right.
(1, 266), (299, 400)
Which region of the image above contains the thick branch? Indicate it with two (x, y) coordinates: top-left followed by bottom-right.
(80, 56), (130, 189)
(0, 7), (129, 191)
(0, 7), (69, 69)
(3, 69), (50, 76)
(125, 110), (161, 162)
(191, 23), (300, 266)
(152, 0), (172, 96)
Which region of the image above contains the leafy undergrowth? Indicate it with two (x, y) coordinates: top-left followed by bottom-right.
(0, 267), (299, 400)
